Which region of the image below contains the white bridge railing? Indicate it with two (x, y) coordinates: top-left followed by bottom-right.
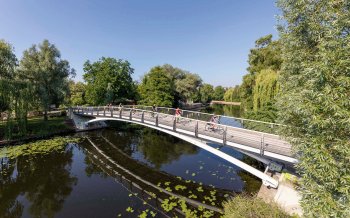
(71, 106), (295, 163)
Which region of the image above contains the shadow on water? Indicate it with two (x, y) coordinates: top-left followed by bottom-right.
(0, 120), (264, 217)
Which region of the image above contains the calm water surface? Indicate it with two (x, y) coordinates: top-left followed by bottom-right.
(0, 106), (263, 218)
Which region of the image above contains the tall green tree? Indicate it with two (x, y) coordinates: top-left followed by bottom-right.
(19, 40), (74, 120)
(240, 35), (282, 123)
(157, 64), (202, 104)
(175, 73), (202, 103)
(138, 66), (174, 107)
(0, 40), (17, 113)
(213, 86), (225, 101)
(0, 40), (34, 138)
(68, 80), (86, 106)
(277, 0), (350, 217)
(253, 69), (279, 112)
(224, 85), (240, 102)
(0, 40), (17, 79)
(199, 83), (214, 104)
(83, 57), (136, 105)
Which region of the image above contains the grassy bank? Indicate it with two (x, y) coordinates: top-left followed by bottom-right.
(223, 195), (293, 218)
(0, 116), (75, 142)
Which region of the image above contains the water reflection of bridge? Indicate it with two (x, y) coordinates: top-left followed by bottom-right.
(71, 106), (297, 189)
(83, 135), (234, 216)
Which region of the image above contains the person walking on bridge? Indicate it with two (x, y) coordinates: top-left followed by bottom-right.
(175, 107), (182, 123)
(151, 104), (157, 117)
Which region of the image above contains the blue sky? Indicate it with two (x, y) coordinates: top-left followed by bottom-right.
(0, 0), (279, 86)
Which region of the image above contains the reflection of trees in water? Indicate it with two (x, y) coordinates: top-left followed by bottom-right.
(239, 155), (264, 194)
(98, 127), (199, 169)
(0, 158), (24, 218)
(85, 155), (109, 178)
(0, 146), (77, 218)
(137, 128), (198, 169)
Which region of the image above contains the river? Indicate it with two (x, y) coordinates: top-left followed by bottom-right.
(0, 105), (264, 217)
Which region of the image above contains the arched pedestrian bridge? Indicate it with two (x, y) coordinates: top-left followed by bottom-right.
(70, 105), (297, 189)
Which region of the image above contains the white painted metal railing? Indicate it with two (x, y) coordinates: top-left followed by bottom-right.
(71, 106), (295, 163)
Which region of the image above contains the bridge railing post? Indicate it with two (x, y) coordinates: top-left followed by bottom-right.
(119, 107), (122, 118)
(223, 126), (227, 144)
(173, 116), (176, 131)
(260, 133), (265, 156)
(111, 107), (113, 117)
(103, 107), (106, 116)
(97, 107), (99, 116)
(129, 109), (132, 120)
(195, 121), (198, 137)
(155, 113), (159, 126)
(141, 111), (144, 123)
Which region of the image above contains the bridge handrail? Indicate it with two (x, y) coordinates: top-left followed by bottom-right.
(120, 104), (286, 127)
(71, 106), (294, 160)
(72, 106), (286, 139)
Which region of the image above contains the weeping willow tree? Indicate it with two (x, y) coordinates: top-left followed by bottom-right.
(277, 0), (350, 216)
(253, 69), (279, 111)
(0, 79), (33, 139)
(0, 40), (34, 139)
(239, 35), (282, 124)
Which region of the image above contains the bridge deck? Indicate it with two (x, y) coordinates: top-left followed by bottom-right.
(72, 106), (295, 163)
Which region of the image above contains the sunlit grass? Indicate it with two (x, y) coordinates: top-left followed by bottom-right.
(0, 116), (74, 140)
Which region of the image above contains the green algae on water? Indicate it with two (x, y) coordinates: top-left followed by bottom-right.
(0, 137), (80, 159)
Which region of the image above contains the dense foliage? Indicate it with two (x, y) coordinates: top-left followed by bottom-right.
(224, 85), (240, 102)
(223, 195), (291, 218)
(138, 64), (204, 106)
(161, 64), (202, 104)
(199, 84), (214, 103)
(239, 35), (282, 123)
(0, 40), (17, 113)
(138, 66), (175, 107)
(67, 80), (86, 106)
(19, 40), (75, 120)
(213, 86), (225, 101)
(83, 57), (136, 105)
(0, 40), (17, 79)
(277, 0), (350, 216)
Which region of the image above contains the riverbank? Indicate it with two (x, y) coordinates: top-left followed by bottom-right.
(0, 116), (76, 146)
(210, 101), (241, 106)
(257, 171), (302, 217)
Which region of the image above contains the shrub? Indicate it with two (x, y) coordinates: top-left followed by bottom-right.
(223, 195), (291, 218)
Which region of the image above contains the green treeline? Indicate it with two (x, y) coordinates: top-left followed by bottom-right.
(0, 41), (229, 139)
(70, 62), (228, 107)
